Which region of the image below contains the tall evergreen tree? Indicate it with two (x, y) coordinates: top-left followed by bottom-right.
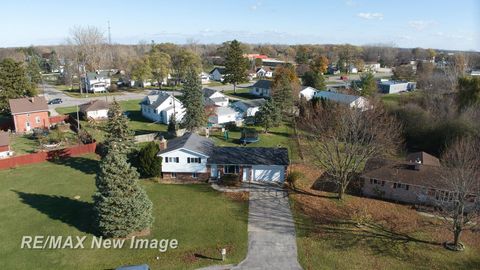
(224, 40), (249, 93)
(182, 68), (206, 131)
(302, 71), (326, 90)
(0, 58), (36, 113)
(359, 72), (377, 97)
(26, 56), (42, 84)
(255, 99), (280, 133)
(103, 100), (134, 155)
(94, 146), (154, 238)
(272, 76), (294, 120)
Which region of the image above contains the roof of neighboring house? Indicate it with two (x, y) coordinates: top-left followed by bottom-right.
(406, 152), (441, 167)
(210, 67), (226, 74)
(256, 66), (272, 73)
(8, 97), (49, 115)
(379, 80), (409, 86)
(0, 132), (9, 147)
(208, 147), (289, 165)
(203, 88), (221, 98)
(209, 97), (229, 103)
(315, 91), (363, 105)
(252, 80), (272, 89)
(79, 100), (109, 113)
(300, 86), (318, 92)
(362, 161), (445, 189)
(86, 71), (110, 80)
(157, 133), (214, 156)
(233, 98), (266, 108)
(141, 93), (178, 110)
(214, 106), (237, 116)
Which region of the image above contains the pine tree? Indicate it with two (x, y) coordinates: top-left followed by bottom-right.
(224, 40), (248, 93)
(26, 56), (42, 84)
(137, 142), (162, 178)
(272, 75), (294, 120)
(168, 116), (177, 134)
(359, 72), (377, 97)
(94, 146), (154, 238)
(182, 68), (206, 131)
(0, 58), (36, 113)
(103, 100), (134, 155)
(302, 71), (326, 90)
(255, 99), (280, 133)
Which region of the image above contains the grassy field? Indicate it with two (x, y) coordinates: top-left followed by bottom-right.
(289, 164), (480, 270)
(9, 134), (39, 155)
(380, 91), (420, 108)
(54, 85), (123, 98)
(0, 154), (248, 270)
(56, 100), (168, 142)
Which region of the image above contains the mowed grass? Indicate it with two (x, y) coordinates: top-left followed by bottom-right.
(56, 99), (168, 141)
(54, 85), (123, 98)
(0, 154), (248, 270)
(289, 164), (480, 270)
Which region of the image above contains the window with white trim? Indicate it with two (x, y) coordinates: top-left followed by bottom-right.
(192, 173), (198, 178)
(171, 172), (177, 178)
(164, 157), (179, 163)
(35, 116), (40, 124)
(187, 157), (201, 163)
(224, 165), (239, 174)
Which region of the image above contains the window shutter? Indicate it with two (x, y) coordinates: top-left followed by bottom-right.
(176, 157), (179, 163)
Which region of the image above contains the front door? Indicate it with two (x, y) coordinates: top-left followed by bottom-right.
(242, 167), (250, 182)
(210, 165), (218, 178)
(25, 122), (31, 132)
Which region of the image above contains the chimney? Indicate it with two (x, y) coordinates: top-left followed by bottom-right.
(159, 136), (167, 150)
(30, 97), (35, 103)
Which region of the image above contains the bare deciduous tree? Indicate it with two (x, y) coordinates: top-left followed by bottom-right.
(298, 103), (402, 199)
(67, 25), (108, 72)
(438, 137), (480, 251)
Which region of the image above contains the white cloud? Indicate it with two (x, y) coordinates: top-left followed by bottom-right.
(357, 13), (384, 20)
(408, 20), (435, 31)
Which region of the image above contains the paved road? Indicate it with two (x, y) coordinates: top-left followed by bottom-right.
(232, 186), (302, 270)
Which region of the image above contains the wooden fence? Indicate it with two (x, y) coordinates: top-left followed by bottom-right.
(0, 142), (97, 170)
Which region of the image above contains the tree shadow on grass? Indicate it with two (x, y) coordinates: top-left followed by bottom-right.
(49, 155), (99, 175)
(13, 190), (97, 235)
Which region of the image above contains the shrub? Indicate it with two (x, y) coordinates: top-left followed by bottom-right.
(137, 142), (162, 178)
(109, 83), (118, 92)
(286, 170), (304, 189)
(221, 174), (241, 187)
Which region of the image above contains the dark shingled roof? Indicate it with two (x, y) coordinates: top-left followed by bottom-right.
(210, 67), (226, 74)
(0, 131), (9, 146)
(9, 97), (49, 115)
(252, 80), (272, 89)
(207, 147), (289, 165)
(158, 133), (214, 156)
(234, 98), (266, 108)
(203, 88), (220, 98)
(79, 100), (109, 113)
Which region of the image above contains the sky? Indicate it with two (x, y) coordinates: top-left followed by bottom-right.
(1, 0), (479, 51)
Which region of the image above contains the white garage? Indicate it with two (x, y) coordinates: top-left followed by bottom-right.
(252, 165), (285, 182)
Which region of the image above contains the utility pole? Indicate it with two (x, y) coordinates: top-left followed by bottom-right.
(108, 20), (112, 45)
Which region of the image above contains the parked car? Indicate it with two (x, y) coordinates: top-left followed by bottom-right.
(48, 98), (63, 105)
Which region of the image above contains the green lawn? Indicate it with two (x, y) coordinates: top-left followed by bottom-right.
(0, 154), (248, 270)
(56, 100), (168, 142)
(55, 85), (123, 98)
(10, 134), (39, 155)
(380, 91), (419, 108)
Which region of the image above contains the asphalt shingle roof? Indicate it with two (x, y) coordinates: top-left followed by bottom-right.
(252, 80), (272, 89)
(158, 133), (215, 156)
(8, 97), (48, 115)
(208, 147), (289, 165)
(79, 100), (109, 113)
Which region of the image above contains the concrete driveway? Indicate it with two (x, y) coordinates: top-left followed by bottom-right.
(232, 186), (302, 270)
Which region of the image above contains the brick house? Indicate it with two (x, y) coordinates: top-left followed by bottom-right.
(9, 97), (50, 133)
(157, 133), (289, 183)
(361, 152), (469, 206)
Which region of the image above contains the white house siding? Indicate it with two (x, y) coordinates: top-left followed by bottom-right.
(250, 87), (270, 97)
(299, 87), (317, 101)
(210, 70), (223, 81)
(159, 148), (208, 173)
(86, 109), (109, 119)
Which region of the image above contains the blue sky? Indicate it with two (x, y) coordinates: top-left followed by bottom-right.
(1, 0), (479, 50)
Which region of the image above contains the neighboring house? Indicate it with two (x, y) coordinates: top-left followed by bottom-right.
(364, 62), (381, 72)
(378, 81), (416, 94)
(79, 100), (109, 120)
(0, 132), (13, 158)
(203, 88), (229, 107)
(140, 92), (185, 124)
(299, 86), (318, 101)
(83, 71), (111, 93)
(209, 67), (226, 81)
(208, 106), (239, 126)
(9, 97), (50, 133)
(262, 58), (285, 67)
(250, 80), (273, 97)
(348, 66), (358, 74)
(157, 133), (289, 183)
(470, 70), (480, 76)
(314, 91), (369, 110)
(200, 72), (210, 84)
(129, 80), (152, 88)
(256, 67), (273, 78)
(360, 152), (474, 207)
(232, 98), (266, 117)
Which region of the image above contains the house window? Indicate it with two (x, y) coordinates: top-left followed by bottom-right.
(187, 157), (201, 163)
(224, 165), (239, 174)
(192, 173), (198, 178)
(171, 172), (177, 178)
(406, 185), (410, 191)
(165, 157), (179, 163)
(35, 116), (40, 124)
